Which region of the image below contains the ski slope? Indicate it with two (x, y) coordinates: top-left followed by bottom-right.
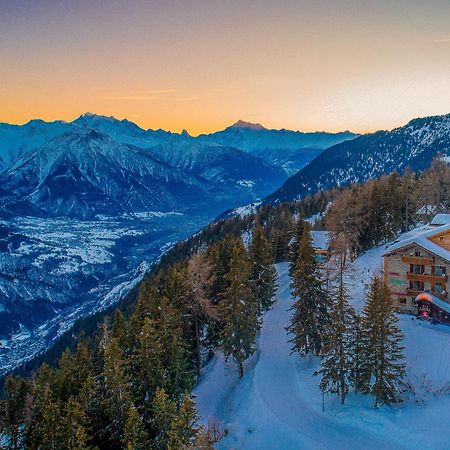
(195, 236), (450, 449)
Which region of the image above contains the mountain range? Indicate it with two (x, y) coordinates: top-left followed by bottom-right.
(0, 114), (356, 219)
(1, 110), (450, 374)
(266, 113), (450, 203)
(0, 114), (354, 373)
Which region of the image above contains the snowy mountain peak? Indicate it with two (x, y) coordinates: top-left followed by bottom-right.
(230, 120), (267, 130)
(72, 112), (145, 136)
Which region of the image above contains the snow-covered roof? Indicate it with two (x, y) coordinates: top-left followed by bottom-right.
(311, 231), (330, 251)
(416, 292), (450, 314)
(430, 214), (450, 226)
(383, 223), (450, 262)
(416, 204), (437, 215)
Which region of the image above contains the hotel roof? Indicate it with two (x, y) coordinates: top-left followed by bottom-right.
(430, 214), (450, 226)
(383, 223), (450, 263)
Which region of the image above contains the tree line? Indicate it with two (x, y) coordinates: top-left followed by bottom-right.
(0, 225), (277, 449)
(3, 158), (450, 447)
(326, 157), (450, 255)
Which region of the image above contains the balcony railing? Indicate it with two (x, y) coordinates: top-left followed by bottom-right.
(401, 255), (434, 265)
(406, 288), (448, 300)
(431, 291), (448, 301)
(406, 288), (423, 297)
(406, 272), (448, 282)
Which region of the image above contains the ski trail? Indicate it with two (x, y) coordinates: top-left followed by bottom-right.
(195, 261), (449, 450)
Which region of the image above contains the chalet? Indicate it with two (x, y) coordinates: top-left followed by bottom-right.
(288, 230), (330, 264)
(383, 222), (450, 325)
(311, 231), (330, 264)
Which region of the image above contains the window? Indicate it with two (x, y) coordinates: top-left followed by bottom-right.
(410, 280), (424, 290)
(399, 298), (407, 304)
(411, 264), (425, 274)
(434, 282), (444, 293)
(414, 250), (421, 257)
(433, 266), (446, 276)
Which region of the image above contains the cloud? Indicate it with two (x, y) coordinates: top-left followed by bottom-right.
(429, 38), (450, 43)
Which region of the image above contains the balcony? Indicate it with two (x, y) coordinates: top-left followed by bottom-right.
(431, 291), (448, 301)
(406, 288), (423, 297)
(401, 255), (433, 265)
(406, 272), (448, 283)
(406, 288), (448, 301)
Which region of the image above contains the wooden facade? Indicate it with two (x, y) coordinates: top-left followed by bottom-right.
(383, 228), (450, 325)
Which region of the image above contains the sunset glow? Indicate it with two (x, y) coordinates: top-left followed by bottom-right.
(1, 0), (449, 134)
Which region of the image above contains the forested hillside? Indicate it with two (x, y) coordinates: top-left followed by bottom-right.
(2, 158), (450, 448)
(267, 113), (450, 203)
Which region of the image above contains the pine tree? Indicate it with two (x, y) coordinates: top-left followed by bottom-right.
(61, 397), (92, 450)
(0, 376), (29, 450)
(186, 252), (216, 378)
(287, 223), (331, 356)
(55, 340), (92, 403)
(289, 214), (306, 276)
(249, 224), (277, 313)
(207, 237), (234, 302)
(219, 238), (259, 378)
(348, 312), (366, 393)
(102, 336), (132, 444)
(152, 388), (176, 450)
(162, 264), (190, 312)
(112, 310), (133, 357)
(315, 249), (354, 404)
(158, 297), (193, 404)
(36, 385), (64, 450)
(168, 393), (199, 449)
(132, 317), (166, 426)
(124, 404), (149, 450)
(131, 281), (160, 330)
(361, 276), (406, 406)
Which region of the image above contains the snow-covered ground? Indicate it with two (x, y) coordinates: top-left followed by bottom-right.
(195, 230), (450, 449)
(0, 211), (210, 375)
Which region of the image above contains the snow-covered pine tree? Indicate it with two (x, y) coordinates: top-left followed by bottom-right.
(315, 239), (354, 404)
(287, 222), (331, 356)
(219, 238), (259, 378)
(361, 276), (406, 406)
(249, 224), (277, 314)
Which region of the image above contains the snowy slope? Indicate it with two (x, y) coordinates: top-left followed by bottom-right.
(198, 120), (357, 175)
(267, 113), (450, 203)
(0, 211), (211, 375)
(149, 142), (286, 200)
(0, 128), (213, 219)
(0, 119), (72, 172)
(195, 232), (450, 449)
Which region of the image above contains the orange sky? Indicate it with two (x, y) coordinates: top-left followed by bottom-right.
(1, 0), (449, 135)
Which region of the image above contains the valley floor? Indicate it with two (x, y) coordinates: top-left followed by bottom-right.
(195, 241), (450, 449)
